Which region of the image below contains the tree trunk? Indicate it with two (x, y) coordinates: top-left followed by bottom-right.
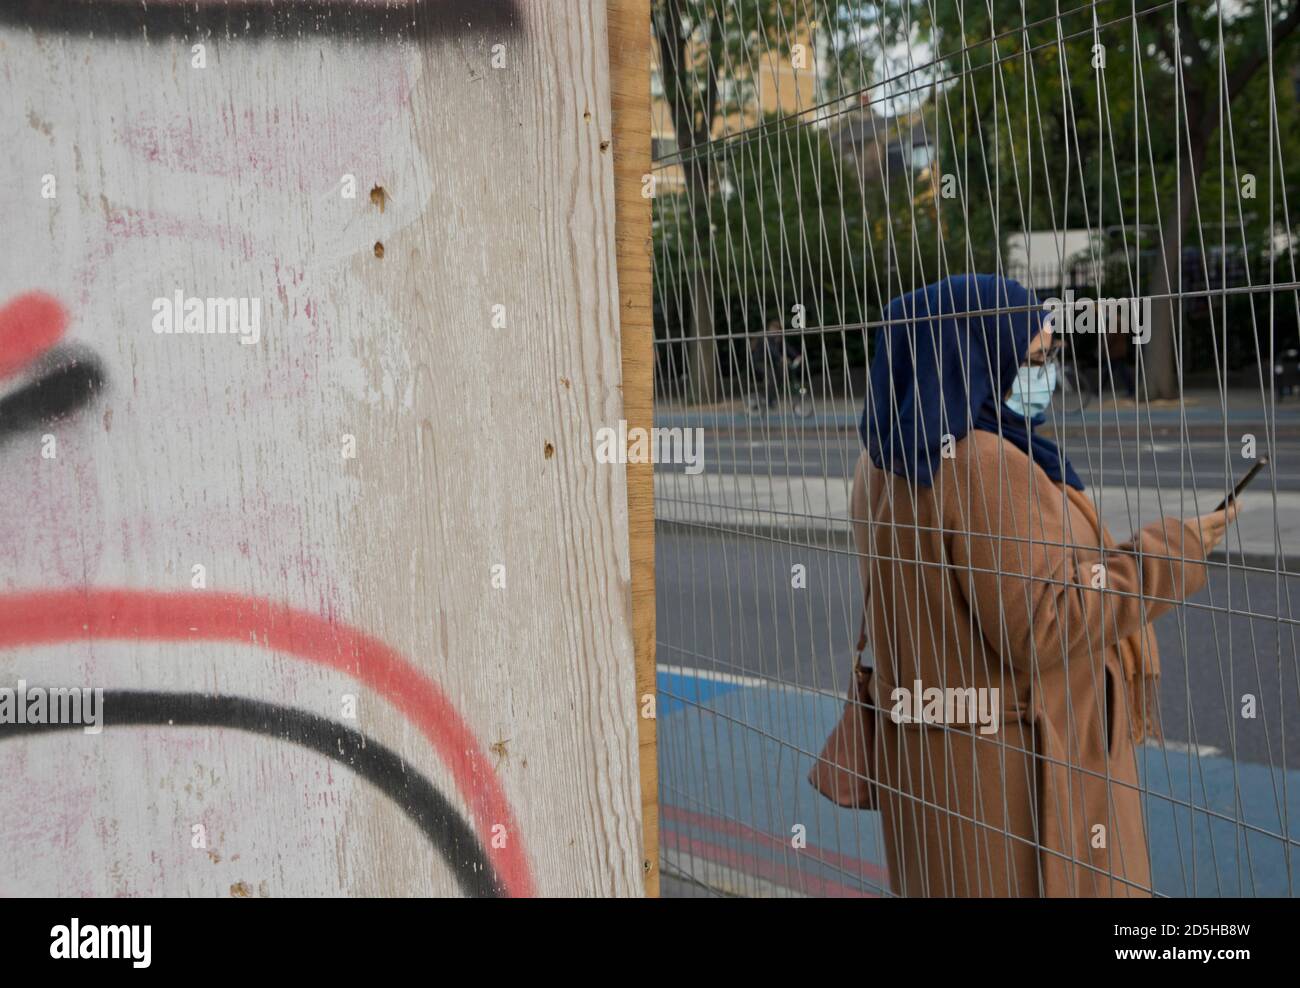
(687, 265), (717, 403)
(1143, 134), (1208, 400)
(684, 154), (717, 403)
(654, 2), (717, 404)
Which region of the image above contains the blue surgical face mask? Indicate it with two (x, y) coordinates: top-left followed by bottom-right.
(1005, 362), (1057, 420)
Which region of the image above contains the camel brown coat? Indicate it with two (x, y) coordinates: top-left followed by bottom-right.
(849, 431), (1209, 897)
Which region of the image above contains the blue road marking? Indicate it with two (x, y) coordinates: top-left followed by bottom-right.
(660, 668), (1300, 896)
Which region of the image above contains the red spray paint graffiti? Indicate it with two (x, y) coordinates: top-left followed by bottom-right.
(0, 292), (103, 441)
(0, 292), (68, 381)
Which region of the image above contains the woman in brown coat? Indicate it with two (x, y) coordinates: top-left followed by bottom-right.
(844, 275), (1235, 897)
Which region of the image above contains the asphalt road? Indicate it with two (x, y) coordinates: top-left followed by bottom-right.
(657, 526), (1300, 770)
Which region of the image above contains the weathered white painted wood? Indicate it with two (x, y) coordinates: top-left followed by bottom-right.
(0, 0), (642, 897)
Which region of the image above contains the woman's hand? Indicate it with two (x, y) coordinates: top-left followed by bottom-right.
(1192, 500), (1241, 554)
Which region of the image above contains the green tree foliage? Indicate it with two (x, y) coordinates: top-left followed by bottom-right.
(655, 116), (873, 381)
(653, 2), (1300, 395)
(908, 0), (1300, 391)
(652, 0), (792, 400)
(652, 1), (930, 390)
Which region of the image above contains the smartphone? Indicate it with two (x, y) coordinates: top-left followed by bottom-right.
(1216, 456), (1270, 512)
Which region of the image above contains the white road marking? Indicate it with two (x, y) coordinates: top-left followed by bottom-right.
(657, 663), (769, 688)
(1151, 739), (1224, 758)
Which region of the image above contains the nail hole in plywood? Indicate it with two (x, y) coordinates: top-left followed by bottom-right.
(373, 241), (384, 259)
(544, 442), (555, 459)
(370, 185), (387, 212)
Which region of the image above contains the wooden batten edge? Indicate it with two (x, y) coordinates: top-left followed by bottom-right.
(605, 0), (658, 898)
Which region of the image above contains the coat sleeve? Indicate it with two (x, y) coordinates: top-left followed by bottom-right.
(946, 438), (1210, 672)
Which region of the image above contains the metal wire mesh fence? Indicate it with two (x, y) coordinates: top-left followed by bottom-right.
(651, 0), (1300, 897)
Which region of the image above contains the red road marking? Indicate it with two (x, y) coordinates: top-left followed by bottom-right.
(0, 292), (68, 381)
(662, 803), (891, 887)
(0, 589), (535, 897)
(662, 830), (876, 898)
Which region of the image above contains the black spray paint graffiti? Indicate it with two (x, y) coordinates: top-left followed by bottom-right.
(1, 690), (506, 897)
(0, 0), (522, 40)
(0, 345), (105, 445)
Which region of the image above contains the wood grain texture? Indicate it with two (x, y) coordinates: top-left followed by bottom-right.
(606, 0), (658, 898)
(0, 0), (642, 897)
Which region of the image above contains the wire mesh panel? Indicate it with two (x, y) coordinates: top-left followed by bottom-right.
(651, 0), (1300, 897)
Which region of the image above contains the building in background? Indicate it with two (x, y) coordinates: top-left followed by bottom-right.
(831, 104), (935, 186)
(651, 21), (823, 194)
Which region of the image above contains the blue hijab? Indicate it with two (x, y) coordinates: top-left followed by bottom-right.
(860, 273), (1084, 491)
